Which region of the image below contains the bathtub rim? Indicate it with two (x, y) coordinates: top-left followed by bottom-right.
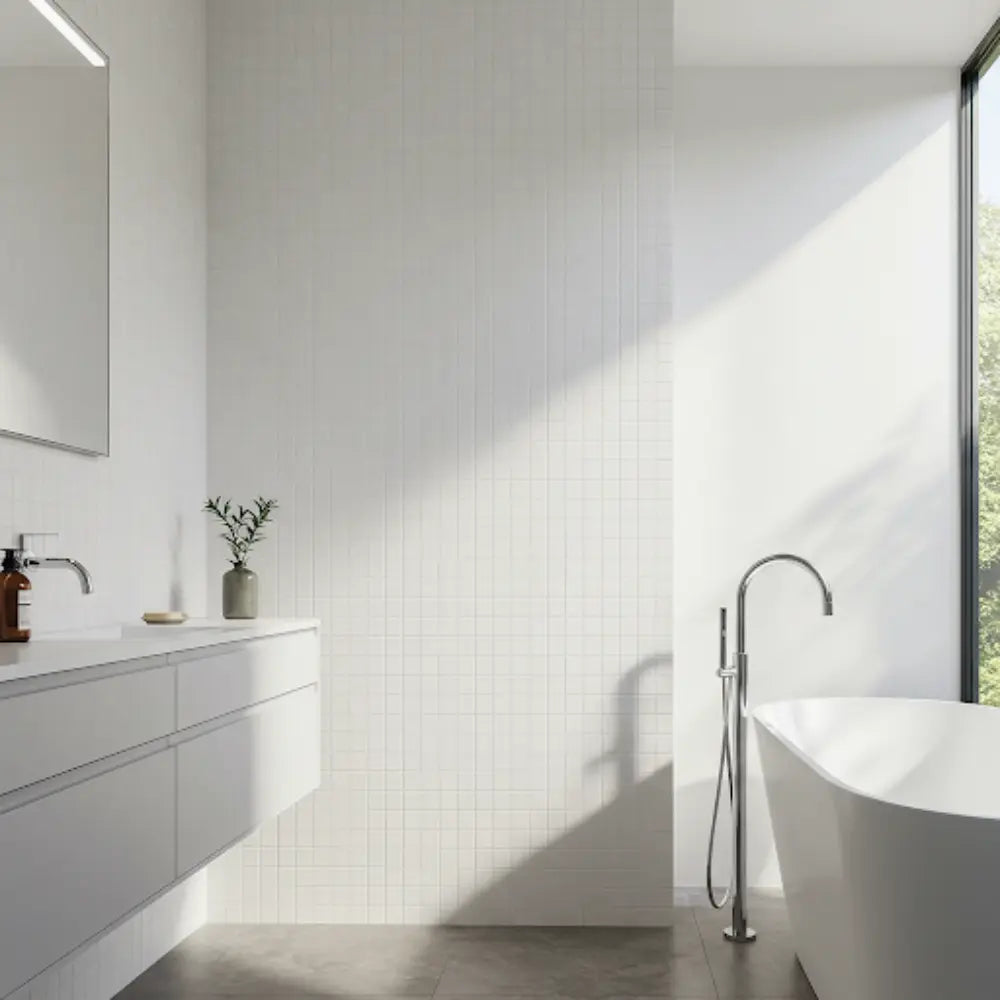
(754, 695), (1000, 822)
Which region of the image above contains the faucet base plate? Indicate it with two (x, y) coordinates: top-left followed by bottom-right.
(723, 925), (757, 944)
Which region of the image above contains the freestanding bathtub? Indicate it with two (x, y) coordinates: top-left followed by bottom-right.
(755, 697), (1000, 1000)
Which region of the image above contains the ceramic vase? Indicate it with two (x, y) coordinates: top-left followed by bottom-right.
(222, 564), (258, 619)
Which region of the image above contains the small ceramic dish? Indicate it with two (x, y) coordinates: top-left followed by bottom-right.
(141, 611), (189, 625)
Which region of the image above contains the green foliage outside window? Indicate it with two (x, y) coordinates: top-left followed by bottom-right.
(980, 204), (1000, 705)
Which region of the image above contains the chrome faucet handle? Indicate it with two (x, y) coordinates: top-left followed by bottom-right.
(719, 607), (727, 669)
(717, 608), (737, 678)
(18, 532), (58, 560)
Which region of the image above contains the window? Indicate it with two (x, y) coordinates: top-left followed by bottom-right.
(963, 22), (1000, 704)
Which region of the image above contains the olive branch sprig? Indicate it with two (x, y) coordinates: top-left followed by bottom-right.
(203, 496), (278, 568)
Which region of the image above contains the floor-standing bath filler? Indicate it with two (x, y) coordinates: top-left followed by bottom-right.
(706, 554), (833, 944)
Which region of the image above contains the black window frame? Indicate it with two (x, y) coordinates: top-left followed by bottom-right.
(961, 19), (1000, 703)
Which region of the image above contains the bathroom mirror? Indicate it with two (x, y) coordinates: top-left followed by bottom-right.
(0, 0), (108, 455)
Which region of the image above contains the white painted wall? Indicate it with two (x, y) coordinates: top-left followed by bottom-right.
(0, 0), (207, 638)
(0, 2), (208, 997)
(674, 68), (960, 890)
(207, 0), (673, 926)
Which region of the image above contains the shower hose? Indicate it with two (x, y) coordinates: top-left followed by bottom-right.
(706, 608), (735, 910)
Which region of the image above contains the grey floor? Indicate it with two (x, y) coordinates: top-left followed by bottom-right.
(117, 897), (816, 1000)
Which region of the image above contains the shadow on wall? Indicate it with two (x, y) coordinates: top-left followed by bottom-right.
(447, 764), (672, 927)
(447, 654), (674, 926)
(588, 654), (674, 791)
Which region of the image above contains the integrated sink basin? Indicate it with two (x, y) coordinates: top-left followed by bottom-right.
(0, 616), (320, 686)
(123, 623), (246, 639)
(36, 622), (248, 641)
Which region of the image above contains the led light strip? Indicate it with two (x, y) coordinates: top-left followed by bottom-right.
(26, 0), (106, 67)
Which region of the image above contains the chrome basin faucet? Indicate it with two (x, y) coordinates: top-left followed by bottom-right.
(712, 553), (833, 945)
(24, 555), (94, 593)
(16, 534), (93, 593)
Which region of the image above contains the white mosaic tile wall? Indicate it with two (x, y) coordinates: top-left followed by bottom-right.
(207, 0), (673, 926)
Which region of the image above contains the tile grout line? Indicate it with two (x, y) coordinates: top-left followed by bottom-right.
(429, 950), (450, 998)
(689, 906), (723, 1000)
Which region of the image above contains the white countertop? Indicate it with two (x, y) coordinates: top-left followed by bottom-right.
(0, 618), (320, 684)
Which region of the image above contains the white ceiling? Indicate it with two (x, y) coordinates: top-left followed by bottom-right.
(0, 0), (89, 67)
(676, 0), (1000, 67)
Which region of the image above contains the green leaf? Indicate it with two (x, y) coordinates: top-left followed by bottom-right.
(204, 495), (279, 568)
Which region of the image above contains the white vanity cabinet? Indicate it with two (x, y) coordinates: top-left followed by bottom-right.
(0, 751), (176, 999)
(176, 629), (319, 728)
(0, 661), (174, 796)
(0, 621), (320, 1000)
(177, 685), (319, 874)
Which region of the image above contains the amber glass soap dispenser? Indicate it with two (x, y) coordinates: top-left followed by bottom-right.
(0, 549), (31, 642)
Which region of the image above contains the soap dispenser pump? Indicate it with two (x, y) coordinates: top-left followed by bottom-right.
(0, 549), (31, 642)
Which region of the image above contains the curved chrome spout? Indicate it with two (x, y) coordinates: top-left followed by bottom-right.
(736, 553), (833, 655)
(24, 556), (94, 594)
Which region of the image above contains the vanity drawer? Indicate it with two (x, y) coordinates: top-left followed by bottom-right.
(176, 684), (319, 874)
(176, 629), (319, 729)
(0, 663), (174, 796)
(0, 749), (175, 998)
